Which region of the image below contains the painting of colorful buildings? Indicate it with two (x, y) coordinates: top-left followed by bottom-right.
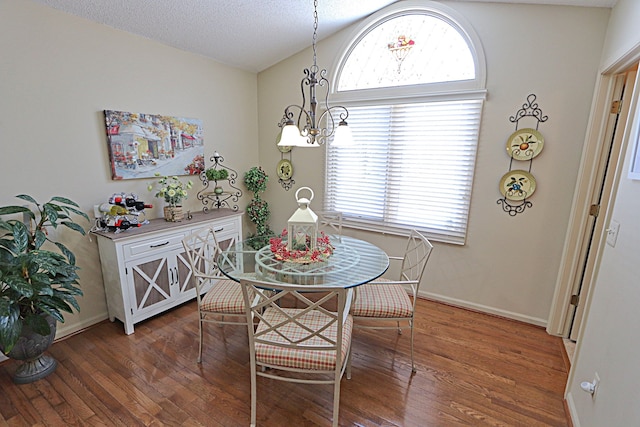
(104, 110), (204, 180)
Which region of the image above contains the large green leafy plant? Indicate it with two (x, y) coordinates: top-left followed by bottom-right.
(0, 195), (89, 354)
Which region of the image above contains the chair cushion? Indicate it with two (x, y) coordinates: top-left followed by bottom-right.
(255, 308), (353, 371)
(350, 279), (413, 318)
(200, 279), (245, 314)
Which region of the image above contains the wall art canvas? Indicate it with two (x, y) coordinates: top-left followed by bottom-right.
(104, 110), (205, 180)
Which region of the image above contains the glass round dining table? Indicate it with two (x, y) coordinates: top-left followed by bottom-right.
(217, 235), (389, 288)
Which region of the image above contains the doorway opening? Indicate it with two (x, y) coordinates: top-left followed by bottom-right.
(547, 65), (638, 344)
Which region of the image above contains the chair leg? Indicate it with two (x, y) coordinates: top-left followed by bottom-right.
(332, 374), (341, 427)
(250, 365), (257, 427)
(410, 319), (416, 373)
(197, 316), (204, 364)
(397, 321), (402, 335)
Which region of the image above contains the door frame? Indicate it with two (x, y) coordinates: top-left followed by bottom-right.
(547, 52), (640, 338)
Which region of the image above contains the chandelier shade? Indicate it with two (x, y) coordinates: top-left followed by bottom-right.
(277, 0), (352, 148)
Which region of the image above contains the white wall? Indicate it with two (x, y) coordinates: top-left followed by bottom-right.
(0, 0), (259, 339)
(257, 1), (609, 325)
(566, 0), (640, 424)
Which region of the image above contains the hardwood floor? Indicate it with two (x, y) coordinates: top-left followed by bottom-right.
(0, 298), (569, 426)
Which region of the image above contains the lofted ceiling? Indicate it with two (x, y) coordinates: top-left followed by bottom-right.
(31, 0), (617, 72)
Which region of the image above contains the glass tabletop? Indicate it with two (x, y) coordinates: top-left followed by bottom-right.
(217, 235), (389, 288)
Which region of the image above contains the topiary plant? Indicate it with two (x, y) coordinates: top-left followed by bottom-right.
(243, 166), (273, 248)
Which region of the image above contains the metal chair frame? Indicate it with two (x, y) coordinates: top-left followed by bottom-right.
(317, 210), (343, 240)
(352, 229), (433, 372)
(182, 226), (247, 363)
(240, 278), (353, 427)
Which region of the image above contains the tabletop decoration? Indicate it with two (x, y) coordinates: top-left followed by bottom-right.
(269, 229), (333, 264)
(148, 173), (193, 221)
(286, 187), (318, 251)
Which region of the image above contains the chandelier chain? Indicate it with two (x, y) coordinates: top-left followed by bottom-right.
(312, 0), (318, 69)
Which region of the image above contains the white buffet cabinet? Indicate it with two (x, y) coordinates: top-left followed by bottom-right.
(93, 209), (243, 334)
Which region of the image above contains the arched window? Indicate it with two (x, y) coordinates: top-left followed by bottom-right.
(325, 1), (486, 245)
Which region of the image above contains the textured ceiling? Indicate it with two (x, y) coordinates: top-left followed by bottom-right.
(31, 0), (617, 72)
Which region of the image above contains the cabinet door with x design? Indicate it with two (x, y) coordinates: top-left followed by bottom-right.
(124, 233), (190, 322)
(94, 210), (243, 334)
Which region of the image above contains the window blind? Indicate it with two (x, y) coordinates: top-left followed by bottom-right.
(325, 99), (483, 245)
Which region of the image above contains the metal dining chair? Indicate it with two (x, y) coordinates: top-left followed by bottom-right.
(350, 229), (433, 373)
(182, 226), (247, 363)
(239, 278), (353, 427)
(316, 210), (343, 240)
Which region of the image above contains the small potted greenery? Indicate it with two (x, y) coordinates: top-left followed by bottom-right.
(0, 195), (89, 383)
(205, 168), (229, 182)
(205, 168), (229, 194)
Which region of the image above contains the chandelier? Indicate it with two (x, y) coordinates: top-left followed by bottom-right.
(277, 0), (352, 148)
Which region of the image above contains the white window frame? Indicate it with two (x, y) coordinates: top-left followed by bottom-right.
(325, 0), (487, 245)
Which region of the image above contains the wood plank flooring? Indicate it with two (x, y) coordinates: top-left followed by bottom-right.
(0, 298), (569, 426)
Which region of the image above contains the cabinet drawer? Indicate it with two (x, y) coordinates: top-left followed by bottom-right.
(124, 233), (185, 259)
(208, 217), (239, 236)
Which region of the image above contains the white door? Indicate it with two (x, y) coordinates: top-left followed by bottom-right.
(548, 67), (637, 340)
(569, 70), (636, 340)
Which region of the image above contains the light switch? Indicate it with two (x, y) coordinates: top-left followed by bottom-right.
(606, 220), (620, 247)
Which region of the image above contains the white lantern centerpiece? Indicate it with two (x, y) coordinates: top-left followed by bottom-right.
(287, 187), (318, 252)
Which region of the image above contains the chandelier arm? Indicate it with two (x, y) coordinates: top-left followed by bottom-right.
(283, 104), (313, 127)
(317, 106), (349, 142)
(318, 106), (350, 124)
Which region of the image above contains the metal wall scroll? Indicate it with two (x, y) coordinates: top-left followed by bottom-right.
(197, 151), (242, 212)
(497, 94), (548, 216)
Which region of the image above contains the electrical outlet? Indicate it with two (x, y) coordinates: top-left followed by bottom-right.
(580, 372), (601, 400)
(606, 220), (620, 247)
(93, 204), (102, 220)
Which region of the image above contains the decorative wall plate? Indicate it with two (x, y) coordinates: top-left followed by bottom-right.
(506, 128), (544, 160)
(277, 159), (293, 180)
(499, 170), (537, 201)
(276, 130), (292, 153)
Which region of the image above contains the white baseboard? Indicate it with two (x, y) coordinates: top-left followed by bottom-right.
(418, 290), (548, 327)
(565, 392), (580, 427)
(55, 312), (110, 340)
(0, 312), (108, 364)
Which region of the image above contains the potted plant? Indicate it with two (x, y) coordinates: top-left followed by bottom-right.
(148, 173), (193, 221)
(205, 168), (229, 194)
(244, 166), (273, 248)
(0, 194), (89, 383)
